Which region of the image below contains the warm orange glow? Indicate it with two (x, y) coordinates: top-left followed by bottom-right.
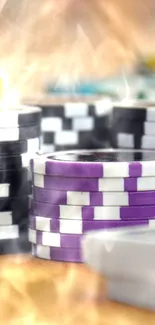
(0, 70), (20, 109)
(0, 255), (155, 324)
(0, 70), (9, 102)
(0, 1), (155, 97)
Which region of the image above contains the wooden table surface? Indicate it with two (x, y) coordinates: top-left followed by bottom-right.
(0, 255), (155, 325)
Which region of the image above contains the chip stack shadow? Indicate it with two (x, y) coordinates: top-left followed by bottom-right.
(0, 106), (42, 255)
(29, 149), (155, 263)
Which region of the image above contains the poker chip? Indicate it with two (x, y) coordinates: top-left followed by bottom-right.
(0, 225), (19, 240)
(0, 106), (41, 128)
(30, 201), (155, 220)
(113, 120), (146, 135)
(0, 105), (42, 255)
(0, 196), (29, 227)
(112, 119), (155, 136)
(33, 187), (155, 206)
(33, 175), (155, 192)
(40, 99), (112, 152)
(117, 133), (155, 150)
(0, 167), (30, 185)
(0, 138), (40, 155)
(31, 149), (155, 178)
(0, 211), (25, 226)
(29, 215), (149, 233)
(113, 102), (155, 122)
(42, 130), (110, 152)
(0, 125), (41, 141)
(40, 100), (112, 118)
(32, 244), (82, 262)
(29, 229), (82, 248)
(0, 182), (31, 197)
(0, 153), (32, 170)
(0, 219), (30, 252)
(42, 116), (109, 132)
(113, 120), (155, 137)
(0, 234), (31, 255)
(33, 174), (155, 192)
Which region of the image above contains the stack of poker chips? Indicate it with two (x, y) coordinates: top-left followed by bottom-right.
(29, 149), (155, 263)
(112, 102), (155, 150)
(0, 106), (42, 255)
(40, 98), (113, 153)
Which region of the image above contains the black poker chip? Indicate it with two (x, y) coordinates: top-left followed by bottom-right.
(0, 169), (32, 196)
(113, 103), (155, 122)
(0, 138), (40, 156)
(43, 129), (110, 148)
(0, 196), (29, 227)
(112, 120), (145, 135)
(39, 103), (110, 118)
(0, 124), (41, 142)
(0, 233), (31, 255)
(0, 154), (30, 171)
(0, 106), (42, 128)
(0, 167), (30, 184)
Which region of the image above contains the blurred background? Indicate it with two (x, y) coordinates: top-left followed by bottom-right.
(1, 0), (155, 99)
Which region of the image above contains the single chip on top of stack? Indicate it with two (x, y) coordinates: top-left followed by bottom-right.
(112, 101), (155, 150)
(29, 149), (155, 263)
(0, 105), (42, 255)
(39, 98), (113, 153)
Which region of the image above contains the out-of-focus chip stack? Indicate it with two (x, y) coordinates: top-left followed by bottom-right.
(28, 149), (155, 263)
(112, 102), (155, 153)
(0, 106), (42, 255)
(39, 98), (113, 153)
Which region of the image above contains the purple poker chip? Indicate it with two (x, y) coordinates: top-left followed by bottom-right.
(32, 244), (82, 262)
(29, 228), (82, 249)
(31, 149), (155, 178)
(29, 215), (149, 233)
(32, 174), (155, 192)
(33, 187), (155, 206)
(30, 200), (155, 220)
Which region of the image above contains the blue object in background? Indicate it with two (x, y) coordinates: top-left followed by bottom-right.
(45, 81), (103, 95)
(45, 78), (119, 97)
(45, 74), (155, 101)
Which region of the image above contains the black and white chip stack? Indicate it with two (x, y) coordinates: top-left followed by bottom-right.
(0, 105), (42, 255)
(112, 102), (155, 151)
(39, 98), (113, 153)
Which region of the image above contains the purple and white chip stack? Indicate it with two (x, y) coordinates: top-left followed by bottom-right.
(29, 149), (155, 263)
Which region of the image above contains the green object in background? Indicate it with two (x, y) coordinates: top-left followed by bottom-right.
(136, 91), (148, 100)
